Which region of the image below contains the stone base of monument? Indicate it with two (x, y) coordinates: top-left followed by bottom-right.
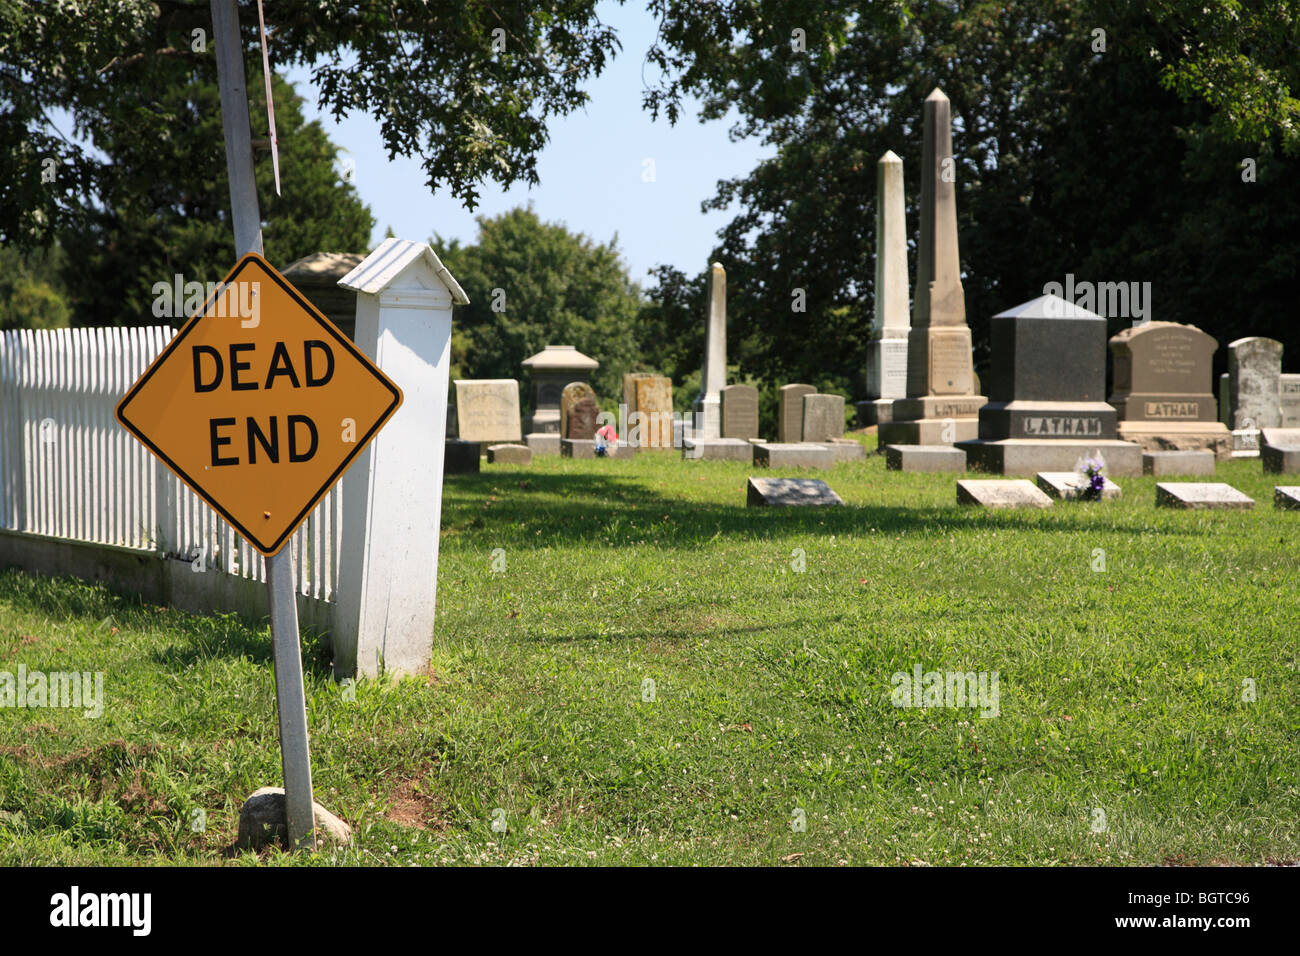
(752, 443), (835, 469)
(1230, 429), (1261, 457)
(956, 479), (1053, 509)
(562, 439), (633, 460)
(444, 439), (481, 474)
(746, 477), (843, 507)
(682, 438), (753, 462)
(956, 438), (1143, 476)
(1142, 450), (1215, 476)
(525, 432), (561, 456)
(822, 438), (867, 462)
(487, 443), (532, 465)
(877, 416), (980, 449)
(1116, 421), (1232, 461)
(236, 787), (352, 851)
(1155, 482), (1254, 510)
(855, 398), (897, 427)
(1035, 472), (1122, 500)
(1274, 486), (1300, 510)
(885, 444), (966, 472)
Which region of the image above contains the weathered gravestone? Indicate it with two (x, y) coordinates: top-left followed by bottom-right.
(1261, 428), (1300, 474)
(566, 396), (600, 441)
(1155, 482), (1254, 510)
(862, 150), (910, 426)
(746, 477), (844, 507)
(778, 384), (816, 442)
(956, 294), (1141, 475)
(561, 382), (598, 439)
(1142, 450), (1215, 476)
(454, 379), (522, 446)
(632, 375), (674, 448)
(802, 394), (846, 443)
(1226, 337), (1282, 430)
(956, 479), (1053, 509)
(486, 443), (532, 465)
(1108, 322), (1230, 460)
(877, 89), (985, 448)
(721, 384), (760, 440)
(885, 444), (966, 473)
(1281, 374), (1300, 427)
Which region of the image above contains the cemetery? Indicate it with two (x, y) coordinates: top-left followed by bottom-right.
(0, 1), (1297, 878)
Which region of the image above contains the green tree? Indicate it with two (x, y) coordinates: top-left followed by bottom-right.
(436, 206), (642, 405)
(58, 71), (373, 325)
(0, 245), (70, 331)
(0, 0), (623, 249)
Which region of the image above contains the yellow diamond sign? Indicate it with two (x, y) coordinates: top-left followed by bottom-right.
(116, 253), (402, 555)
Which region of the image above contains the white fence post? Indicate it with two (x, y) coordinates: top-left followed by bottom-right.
(333, 239), (466, 678)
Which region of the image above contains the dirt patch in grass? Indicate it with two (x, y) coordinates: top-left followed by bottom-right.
(384, 776), (448, 831)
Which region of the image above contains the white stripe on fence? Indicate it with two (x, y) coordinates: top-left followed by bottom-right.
(0, 326), (340, 604)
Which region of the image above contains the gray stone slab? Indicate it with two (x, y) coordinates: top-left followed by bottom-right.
(562, 438), (633, 460)
(682, 438), (754, 462)
(1262, 444), (1300, 474)
(1142, 450), (1215, 476)
(885, 444), (966, 472)
(957, 438), (1142, 476)
(486, 443), (532, 465)
(823, 438), (867, 462)
(746, 477), (844, 507)
(1274, 486), (1300, 510)
(956, 479), (1053, 509)
(444, 439), (481, 474)
(1035, 472), (1121, 500)
(778, 384), (817, 442)
(1230, 428), (1261, 457)
(525, 432), (560, 456)
(1261, 427), (1300, 448)
(720, 384), (759, 440)
(752, 442), (834, 469)
(802, 393), (846, 442)
(1155, 482), (1254, 510)
(454, 379), (522, 443)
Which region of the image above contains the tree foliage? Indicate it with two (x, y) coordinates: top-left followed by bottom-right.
(436, 206), (643, 406)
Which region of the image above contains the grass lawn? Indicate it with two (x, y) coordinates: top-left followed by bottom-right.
(2, 438), (1298, 865)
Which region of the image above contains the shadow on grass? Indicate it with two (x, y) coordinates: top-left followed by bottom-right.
(441, 471), (1194, 547)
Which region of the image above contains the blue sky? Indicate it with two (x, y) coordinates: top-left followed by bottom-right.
(284, 1), (771, 286)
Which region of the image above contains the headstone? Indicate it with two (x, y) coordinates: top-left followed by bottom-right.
(1035, 472), (1121, 500)
(682, 437), (753, 462)
(1108, 322), (1230, 459)
(1226, 337), (1283, 429)
(521, 345), (599, 434)
(885, 444), (966, 472)
(957, 295), (1141, 475)
(802, 394), (846, 443)
(721, 384), (760, 440)
(752, 442), (834, 469)
(746, 477), (844, 507)
(878, 88), (985, 448)
(565, 395), (600, 441)
(1218, 373), (1231, 426)
(560, 382), (597, 438)
(778, 384), (816, 442)
(1155, 482), (1254, 510)
(454, 379), (522, 445)
(1280, 374), (1300, 426)
(486, 443), (532, 465)
(525, 433), (560, 456)
(1273, 486), (1300, 510)
(693, 263), (727, 438)
(956, 479), (1053, 509)
(631, 375), (674, 448)
(1261, 428), (1300, 474)
(1142, 450), (1215, 475)
(444, 439), (480, 474)
(862, 150), (910, 425)
(622, 372), (653, 417)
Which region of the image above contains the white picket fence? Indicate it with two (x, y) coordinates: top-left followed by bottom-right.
(0, 326), (341, 609)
